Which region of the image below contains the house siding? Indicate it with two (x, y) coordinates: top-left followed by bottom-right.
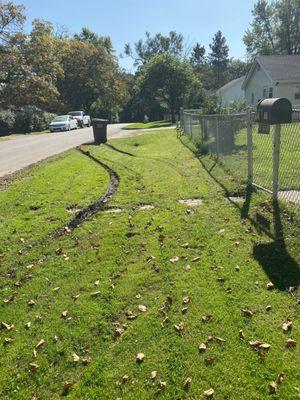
(244, 66), (272, 106)
(218, 80), (244, 106)
(276, 82), (300, 106)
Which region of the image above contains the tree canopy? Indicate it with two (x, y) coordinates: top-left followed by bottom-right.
(244, 0), (300, 58)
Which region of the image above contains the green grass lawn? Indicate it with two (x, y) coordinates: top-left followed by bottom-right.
(188, 121), (300, 193)
(123, 120), (173, 130)
(0, 130), (299, 399)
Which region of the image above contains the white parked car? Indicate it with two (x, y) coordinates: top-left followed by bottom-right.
(49, 115), (78, 132)
(68, 111), (91, 128)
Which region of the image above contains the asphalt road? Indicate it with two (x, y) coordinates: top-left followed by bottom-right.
(0, 123), (129, 177)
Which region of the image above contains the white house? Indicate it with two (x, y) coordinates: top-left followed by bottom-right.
(242, 55), (300, 106)
(216, 76), (245, 106)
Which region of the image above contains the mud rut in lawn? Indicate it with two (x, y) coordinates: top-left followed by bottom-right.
(0, 130), (299, 400)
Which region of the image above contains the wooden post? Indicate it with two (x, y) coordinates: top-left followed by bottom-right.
(247, 109), (253, 186)
(272, 124), (281, 201)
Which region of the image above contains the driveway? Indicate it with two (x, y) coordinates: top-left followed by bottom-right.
(0, 124), (129, 177)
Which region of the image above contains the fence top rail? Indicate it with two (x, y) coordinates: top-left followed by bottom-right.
(182, 110), (248, 118)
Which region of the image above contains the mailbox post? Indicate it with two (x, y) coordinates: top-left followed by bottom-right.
(256, 98), (292, 200)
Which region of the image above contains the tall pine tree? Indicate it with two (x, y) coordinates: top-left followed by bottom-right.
(208, 31), (229, 89)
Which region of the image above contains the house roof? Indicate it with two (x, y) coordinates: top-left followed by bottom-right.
(216, 76), (245, 94)
(242, 55), (300, 89)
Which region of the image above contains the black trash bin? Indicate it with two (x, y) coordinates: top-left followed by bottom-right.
(92, 119), (109, 143)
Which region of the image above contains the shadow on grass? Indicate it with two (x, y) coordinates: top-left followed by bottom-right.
(179, 134), (300, 290)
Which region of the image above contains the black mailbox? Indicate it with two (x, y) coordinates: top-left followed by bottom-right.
(257, 98), (292, 125)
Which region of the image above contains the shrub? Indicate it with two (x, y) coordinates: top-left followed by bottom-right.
(0, 110), (16, 136)
(143, 114), (149, 124)
(14, 106), (56, 133)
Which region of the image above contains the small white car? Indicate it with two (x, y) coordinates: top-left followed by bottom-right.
(49, 115), (78, 132)
(68, 111), (91, 128)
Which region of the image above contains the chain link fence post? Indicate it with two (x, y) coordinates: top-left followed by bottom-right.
(272, 124), (282, 201)
(247, 109), (253, 186)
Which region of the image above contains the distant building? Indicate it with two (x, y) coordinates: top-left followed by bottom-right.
(242, 55), (300, 106)
(216, 76), (245, 106)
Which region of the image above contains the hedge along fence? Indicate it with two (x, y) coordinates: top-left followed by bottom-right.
(0, 106), (57, 136)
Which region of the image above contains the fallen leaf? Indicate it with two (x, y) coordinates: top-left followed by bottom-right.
(35, 339), (45, 349)
(241, 309), (254, 317)
(32, 348), (37, 358)
(114, 327), (124, 338)
(235, 266), (240, 271)
(183, 296), (190, 304)
(63, 380), (76, 390)
(207, 335), (214, 342)
(4, 337), (14, 345)
(181, 307), (188, 314)
(170, 256), (179, 263)
(94, 280), (100, 286)
(138, 304), (147, 312)
(174, 322), (184, 335)
(53, 287), (60, 292)
(158, 380), (166, 389)
(91, 291), (101, 297)
(249, 340), (262, 347)
(27, 300), (35, 306)
(61, 310), (68, 318)
(277, 371), (285, 383)
(72, 294), (80, 301)
(282, 319), (292, 333)
(267, 282), (274, 290)
(71, 353), (80, 362)
(285, 338), (297, 347)
(216, 337), (226, 343)
(161, 316), (170, 327)
(53, 335), (59, 343)
(259, 343), (271, 349)
(29, 363), (39, 372)
(266, 305), (272, 311)
(191, 256), (200, 262)
(125, 310), (137, 320)
(216, 277), (225, 283)
(146, 255), (156, 262)
(184, 377), (192, 389)
(151, 265), (160, 273)
(1, 321), (14, 330)
(269, 381), (277, 393)
(122, 374), (129, 382)
(199, 343), (207, 353)
(239, 330), (245, 340)
(83, 356), (91, 365)
(135, 294), (141, 299)
(150, 371), (157, 380)
(55, 248), (62, 255)
(136, 353), (144, 362)
(288, 286), (296, 293)
(202, 315), (212, 323)
(185, 265), (191, 271)
(181, 242), (189, 248)
(204, 388), (214, 398)
(3, 294), (16, 303)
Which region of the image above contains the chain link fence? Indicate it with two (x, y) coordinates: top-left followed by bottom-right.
(180, 109), (300, 206)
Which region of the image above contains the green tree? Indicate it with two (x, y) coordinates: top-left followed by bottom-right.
(227, 58), (250, 80)
(0, 0), (25, 45)
(74, 27), (114, 54)
(137, 55), (202, 122)
(190, 42), (206, 69)
(124, 31), (184, 66)
(244, 0), (300, 58)
(208, 30), (229, 89)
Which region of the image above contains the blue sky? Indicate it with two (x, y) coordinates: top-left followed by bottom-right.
(22, 0), (256, 71)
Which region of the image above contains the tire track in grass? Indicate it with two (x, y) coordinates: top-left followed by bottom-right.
(56, 147), (120, 234)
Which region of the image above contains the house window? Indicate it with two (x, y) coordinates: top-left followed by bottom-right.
(295, 85), (300, 99)
(269, 87), (273, 98)
(263, 86), (268, 98)
(251, 93), (254, 104)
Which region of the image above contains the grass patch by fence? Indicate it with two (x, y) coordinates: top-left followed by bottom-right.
(0, 130), (299, 399)
(122, 120), (173, 130)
